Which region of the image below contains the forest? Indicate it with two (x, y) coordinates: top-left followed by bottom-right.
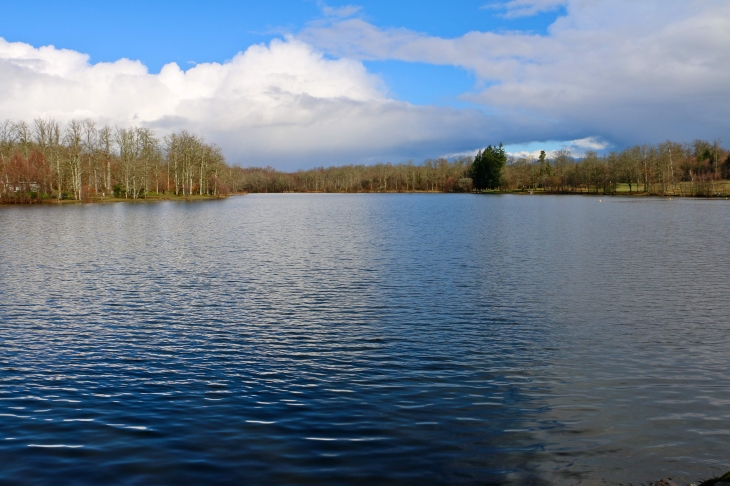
(2, 118), (729, 203)
(0, 119), (230, 203)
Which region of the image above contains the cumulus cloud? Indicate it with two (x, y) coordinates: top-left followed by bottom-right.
(0, 36), (505, 169)
(300, 0), (730, 148)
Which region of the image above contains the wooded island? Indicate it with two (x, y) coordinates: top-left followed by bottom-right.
(2, 118), (729, 203)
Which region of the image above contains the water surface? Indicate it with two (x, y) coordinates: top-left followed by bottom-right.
(1, 194), (729, 485)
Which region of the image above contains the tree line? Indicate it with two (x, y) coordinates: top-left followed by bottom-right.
(218, 140), (730, 196)
(227, 157), (475, 194)
(502, 140), (730, 196)
(0, 119), (230, 203)
(2, 117), (729, 202)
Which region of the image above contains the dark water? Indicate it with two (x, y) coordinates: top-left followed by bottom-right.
(1, 194), (729, 485)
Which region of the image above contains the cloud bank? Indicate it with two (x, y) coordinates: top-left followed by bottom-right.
(301, 0), (730, 148)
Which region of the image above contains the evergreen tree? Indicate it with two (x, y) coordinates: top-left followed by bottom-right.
(471, 143), (507, 190)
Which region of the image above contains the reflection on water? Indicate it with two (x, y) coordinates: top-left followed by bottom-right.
(0, 195), (728, 485)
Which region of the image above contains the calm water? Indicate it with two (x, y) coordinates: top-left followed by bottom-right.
(1, 194), (729, 485)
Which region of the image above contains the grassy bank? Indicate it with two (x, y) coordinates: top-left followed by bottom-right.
(479, 181), (730, 197)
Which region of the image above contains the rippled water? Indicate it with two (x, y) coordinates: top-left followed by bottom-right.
(1, 194), (729, 485)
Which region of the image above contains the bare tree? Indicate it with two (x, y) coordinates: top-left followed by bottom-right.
(64, 120), (84, 200)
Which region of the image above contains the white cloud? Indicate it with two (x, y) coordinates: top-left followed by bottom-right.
(300, 0), (730, 148)
(318, 1), (362, 19)
(507, 150), (539, 159)
(568, 137), (608, 152)
(0, 36), (503, 169)
(505, 137), (609, 159)
(320, 4), (362, 18)
(482, 0), (567, 18)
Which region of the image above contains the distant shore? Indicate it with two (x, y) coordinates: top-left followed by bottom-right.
(5, 188), (730, 206)
(2, 118), (728, 203)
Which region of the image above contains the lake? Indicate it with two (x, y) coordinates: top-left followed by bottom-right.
(1, 194), (729, 485)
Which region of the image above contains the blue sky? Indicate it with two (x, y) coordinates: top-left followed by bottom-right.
(0, 0), (560, 107)
(0, 0), (727, 168)
(0, 1), (561, 70)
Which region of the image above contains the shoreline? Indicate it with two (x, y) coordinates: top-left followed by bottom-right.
(651, 470), (730, 486)
(207, 190), (730, 198)
(0, 194), (235, 206)
(3, 190), (730, 205)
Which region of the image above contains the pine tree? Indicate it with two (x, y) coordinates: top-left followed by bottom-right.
(471, 143), (507, 190)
